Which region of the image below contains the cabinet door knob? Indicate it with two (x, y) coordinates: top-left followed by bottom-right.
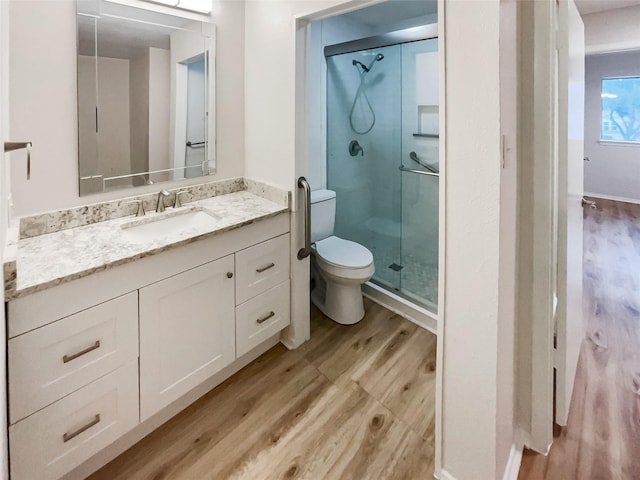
(226, 272), (233, 278)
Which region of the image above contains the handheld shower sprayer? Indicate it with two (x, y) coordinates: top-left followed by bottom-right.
(349, 52), (385, 135)
(352, 59), (369, 72)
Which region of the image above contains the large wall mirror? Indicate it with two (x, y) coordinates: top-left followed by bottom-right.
(77, 0), (215, 196)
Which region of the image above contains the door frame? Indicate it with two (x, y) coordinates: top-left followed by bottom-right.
(291, 0), (446, 476)
(516, 0), (558, 454)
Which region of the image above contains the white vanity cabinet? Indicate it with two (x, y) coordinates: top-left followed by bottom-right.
(6, 212), (291, 480)
(8, 295), (141, 480)
(139, 255), (236, 421)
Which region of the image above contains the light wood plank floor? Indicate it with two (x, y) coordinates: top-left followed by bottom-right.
(89, 299), (437, 480)
(519, 198), (640, 479)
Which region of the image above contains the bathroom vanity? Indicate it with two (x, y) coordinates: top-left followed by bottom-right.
(3, 178), (292, 480)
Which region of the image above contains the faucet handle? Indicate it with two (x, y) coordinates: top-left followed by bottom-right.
(126, 199), (145, 217)
(174, 191), (188, 208)
(156, 189), (170, 213)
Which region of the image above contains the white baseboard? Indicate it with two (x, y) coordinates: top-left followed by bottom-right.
(436, 469), (458, 480)
(584, 192), (640, 205)
(502, 441), (524, 480)
(435, 438), (524, 480)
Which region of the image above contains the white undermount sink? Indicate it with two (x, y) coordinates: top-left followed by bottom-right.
(121, 209), (221, 242)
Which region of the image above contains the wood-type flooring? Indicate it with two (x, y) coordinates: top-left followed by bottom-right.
(519, 198), (640, 479)
(89, 299), (437, 480)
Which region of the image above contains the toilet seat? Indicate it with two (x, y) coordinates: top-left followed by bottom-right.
(313, 236), (373, 270)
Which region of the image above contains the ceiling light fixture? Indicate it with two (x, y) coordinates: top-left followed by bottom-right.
(142, 0), (212, 14)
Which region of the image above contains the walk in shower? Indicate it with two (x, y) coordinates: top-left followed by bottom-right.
(326, 26), (440, 313)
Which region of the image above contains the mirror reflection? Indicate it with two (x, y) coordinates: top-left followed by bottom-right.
(77, 1), (215, 195)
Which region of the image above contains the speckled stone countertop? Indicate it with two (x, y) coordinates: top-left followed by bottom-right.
(4, 180), (289, 301)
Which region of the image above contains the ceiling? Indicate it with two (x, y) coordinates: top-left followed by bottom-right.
(339, 0), (437, 29)
(575, 0), (640, 15)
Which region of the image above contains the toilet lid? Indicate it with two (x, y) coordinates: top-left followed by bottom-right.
(314, 236), (373, 269)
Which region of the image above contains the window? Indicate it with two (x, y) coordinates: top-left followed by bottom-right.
(601, 77), (640, 143)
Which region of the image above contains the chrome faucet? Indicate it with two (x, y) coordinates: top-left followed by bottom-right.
(156, 189), (171, 213)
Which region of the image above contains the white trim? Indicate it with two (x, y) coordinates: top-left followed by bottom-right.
(436, 469), (458, 480)
(362, 283), (438, 335)
(434, 1), (446, 477)
(584, 191), (640, 205)
(501, 441), (525, 480)
(597, 140), (640, 147)
(586, 41), (640, 56)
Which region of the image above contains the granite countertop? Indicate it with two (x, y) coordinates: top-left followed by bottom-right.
(5, 190), (288, 301)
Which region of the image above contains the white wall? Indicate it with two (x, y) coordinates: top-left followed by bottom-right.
(9, 0), (79, 216)
(440, 0), (504, 479)
(583, 5), (640, 54)
(584, 51), (640, 202)
(9, 0), (245, 216)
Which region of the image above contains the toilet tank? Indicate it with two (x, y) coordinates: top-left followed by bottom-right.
(310, 189), (336, 243)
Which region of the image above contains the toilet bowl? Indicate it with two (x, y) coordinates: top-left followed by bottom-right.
(310, 190), (375, 325)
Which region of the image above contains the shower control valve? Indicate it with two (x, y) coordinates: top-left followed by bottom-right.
(349, 140), (364, 157)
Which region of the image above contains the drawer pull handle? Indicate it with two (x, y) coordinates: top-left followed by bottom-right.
(256, 262), (275, 273)
(63, 340), (101, 363)
(227, 272), (234, 278)
(63, 414), (101, 443)
(257, 311), (275, 324)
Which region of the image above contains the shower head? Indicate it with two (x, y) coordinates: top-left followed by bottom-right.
(376, 53), (384, 61)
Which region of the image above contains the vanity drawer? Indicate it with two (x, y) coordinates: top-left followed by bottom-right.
(9, 362), (139, 480)
(236, 280), (290, 357)
(235, 233), (290, 304)
(8, 292), (138, 424)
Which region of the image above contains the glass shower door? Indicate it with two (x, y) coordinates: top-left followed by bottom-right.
(399, 38), (439, 310)
(326, 35), (439, 313)
(326, 44), (403, 292)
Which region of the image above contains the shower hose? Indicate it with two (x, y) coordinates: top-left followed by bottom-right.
(349, 67), (376, 135)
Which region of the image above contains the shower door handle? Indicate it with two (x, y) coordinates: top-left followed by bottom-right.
(297, 177), (312, 260)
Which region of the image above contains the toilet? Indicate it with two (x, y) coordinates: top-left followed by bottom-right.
(310, 189), (375, 325)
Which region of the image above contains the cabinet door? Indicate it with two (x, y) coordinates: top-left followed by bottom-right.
(139, 255), (235, 421)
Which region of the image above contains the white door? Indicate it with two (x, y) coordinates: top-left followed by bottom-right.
(139, 255), (236, 421)
(555, 0), (585, 426)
